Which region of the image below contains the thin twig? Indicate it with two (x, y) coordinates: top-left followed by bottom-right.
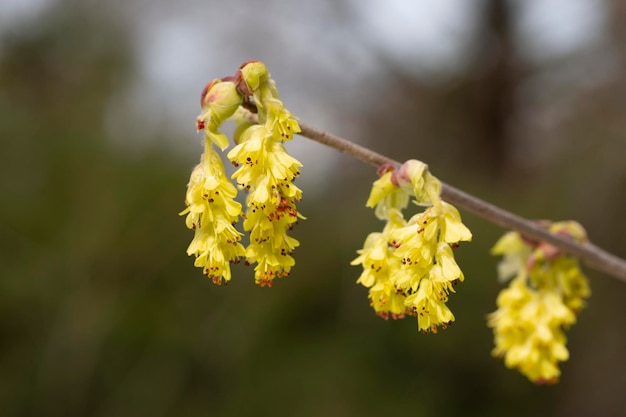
(243, 110), (626, 283)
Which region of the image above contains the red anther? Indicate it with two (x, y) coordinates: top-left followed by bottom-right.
(275, 197), (292, 215)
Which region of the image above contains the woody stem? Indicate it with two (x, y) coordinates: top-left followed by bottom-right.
(242, 110), (626, 283)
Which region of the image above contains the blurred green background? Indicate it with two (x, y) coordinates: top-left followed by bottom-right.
(1, 1), (625, 416)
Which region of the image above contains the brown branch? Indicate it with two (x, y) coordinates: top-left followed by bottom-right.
(242, 110), (626, 283)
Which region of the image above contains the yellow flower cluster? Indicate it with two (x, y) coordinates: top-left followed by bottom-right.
(352, 161), (472, 332)
(180, 148), (245, 284)
(181, 62), (303, 286)
(488, 221), (591, 384)
(228, 123), (303, 286)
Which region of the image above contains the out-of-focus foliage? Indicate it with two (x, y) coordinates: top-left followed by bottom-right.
(1, 1), (625, 417)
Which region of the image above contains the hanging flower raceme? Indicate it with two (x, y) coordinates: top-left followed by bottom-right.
(228, 61), (304, 286)
(181, 62), (304, 286)
(180, 78), (244, 284)
(180, 147), (246, 284)
(488, 221), (591, 384)
(352, 161), (472, 332)
(352, 168), (411, 319)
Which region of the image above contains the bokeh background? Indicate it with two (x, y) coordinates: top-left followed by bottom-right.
(1, 0), (626, 416)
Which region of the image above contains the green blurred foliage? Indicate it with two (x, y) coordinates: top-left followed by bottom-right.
(1, 2), (625, 417)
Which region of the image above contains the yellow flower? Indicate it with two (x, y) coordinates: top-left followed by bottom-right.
(238, 61), (301, 142)
(435, 202), (473, 244)
(227, 122), (304, 286)
(351, 209), (408, 319)
(184, 61), (304, 286)
(244, 212), (300, 286)
(433, 242), (464, 283)
(396, 238), (465, 332)
(405, 277), (455, 334)
(228, 126), (303, 202)
(488, 221), (591, 383)
(555, 257), (591, 313)
(366, 170), (410, 221)
(392, 206), (469, 287)
(353, 160), (471, 332)
(264, 97), (301, 142)
(491, 231), (530, 282)
(180, 145), (245, 284)
(488, 277), (575, 384)
(391, 211), (438, 287)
